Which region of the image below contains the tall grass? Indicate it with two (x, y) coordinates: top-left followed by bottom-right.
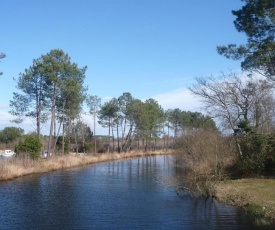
(0, 150), (170, 181)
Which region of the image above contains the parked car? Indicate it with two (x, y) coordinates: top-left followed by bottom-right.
(41, 151), (52, 158)
(41, 151), (48, 158)
(2, 150), (16, 157)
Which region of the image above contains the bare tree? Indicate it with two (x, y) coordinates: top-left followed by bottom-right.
(190, 72), (275, 158)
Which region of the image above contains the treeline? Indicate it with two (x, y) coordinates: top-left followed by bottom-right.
(0, 127), (24, 147)
(1, 49), (216, 158)
(0, 98), (216, 157)
(95, 93), (216, 153)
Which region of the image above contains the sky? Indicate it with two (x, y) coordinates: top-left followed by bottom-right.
(0, 0), (246, 135)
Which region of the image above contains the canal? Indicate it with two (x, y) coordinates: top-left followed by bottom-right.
(0, 155), (272, 229)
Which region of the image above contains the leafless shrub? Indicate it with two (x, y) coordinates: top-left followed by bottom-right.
(174, 130), (236, 196)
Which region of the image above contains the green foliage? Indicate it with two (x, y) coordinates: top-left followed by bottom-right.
(15, 135), (42, 160)
(9, 56), (51, 136)
(97, 95), (165, 152)
(131, 98), (164, 140)
(236, 119), (254, 134)
(166, 109), (217, 136)
(244, 203), (266, 219)
(0, 127), (24, 144)
(143, 98), (164, 137)
(98, 98), (119, 129)
(217, 0), (275, 77)
(239, 133), (270, 175)
(86, 95), (101, 115)
(56, 136), (69, 154)
(72, 121), (93, 142)
(9, 49), (87, 139)
(84, 143), (93, 152)
(118, 92), (133, 116)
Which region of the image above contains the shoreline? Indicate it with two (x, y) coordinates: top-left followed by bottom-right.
(1, 151), (274, 223)
(0, 151), (171, 181)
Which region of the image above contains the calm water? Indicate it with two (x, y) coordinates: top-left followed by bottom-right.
(0, 155), (273, 229)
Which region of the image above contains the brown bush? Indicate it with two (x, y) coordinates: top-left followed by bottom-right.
(174, 130), (236, 195)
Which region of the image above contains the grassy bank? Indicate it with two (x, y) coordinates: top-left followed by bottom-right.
(0, 151), (171, 181)
(215, 179), (275, 221)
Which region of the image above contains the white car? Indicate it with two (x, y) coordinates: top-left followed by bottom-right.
(41, 151), (48, 158)
(2, 150), (16, 157)
(41, 151), (52, 158)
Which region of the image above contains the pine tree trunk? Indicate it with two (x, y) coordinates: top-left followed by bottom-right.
(74, 123), (78, 154)
(107, 117), (110, 153)
(116, 121), (120, 153)
(47, 84), (56, 156)
(53, 102), (65, 154)
(94, 106), (96, 153)
(68, 117), (71, 152)
(36, 88), (41, 139)
(167, 125), (170, 151)
(111, 121), (114, 153)
(62, 120), (65, 155)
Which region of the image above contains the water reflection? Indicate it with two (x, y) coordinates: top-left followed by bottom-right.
(0, 155), (273, 229)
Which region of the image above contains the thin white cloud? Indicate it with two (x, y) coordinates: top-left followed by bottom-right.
(144, 76), (195, 88)
(0, 111), (14, 124)
(152, 71), (265, 113)
(102, 96), (113, 102)
(0, 103), (10, 110)
(152, 88), (202, 112)
(0, 110), (36, 133)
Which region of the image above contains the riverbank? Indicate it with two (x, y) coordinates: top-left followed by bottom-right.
(0, 151), (171, 181)
(215, 179), (275, 222)
(2, 151), (274, 223)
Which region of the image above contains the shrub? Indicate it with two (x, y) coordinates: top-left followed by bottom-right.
(56, 136), (69, 154)
(174, 130), (235, 195)
(15, 135), (42, 160)
(239, 133), (270, 175)
(244, 203), (266, 218)
(84, 143), (93, 153)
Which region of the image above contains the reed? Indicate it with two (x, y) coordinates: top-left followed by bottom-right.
(0, 150), (171, 181)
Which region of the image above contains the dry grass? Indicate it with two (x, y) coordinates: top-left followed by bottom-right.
(216, 179), (275, 220)
(0, 150), (171, 181)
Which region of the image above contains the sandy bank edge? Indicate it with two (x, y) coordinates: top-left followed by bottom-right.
(0, 151), (172, 181)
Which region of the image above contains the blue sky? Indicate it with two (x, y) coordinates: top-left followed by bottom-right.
(0, 0), (246, 134)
